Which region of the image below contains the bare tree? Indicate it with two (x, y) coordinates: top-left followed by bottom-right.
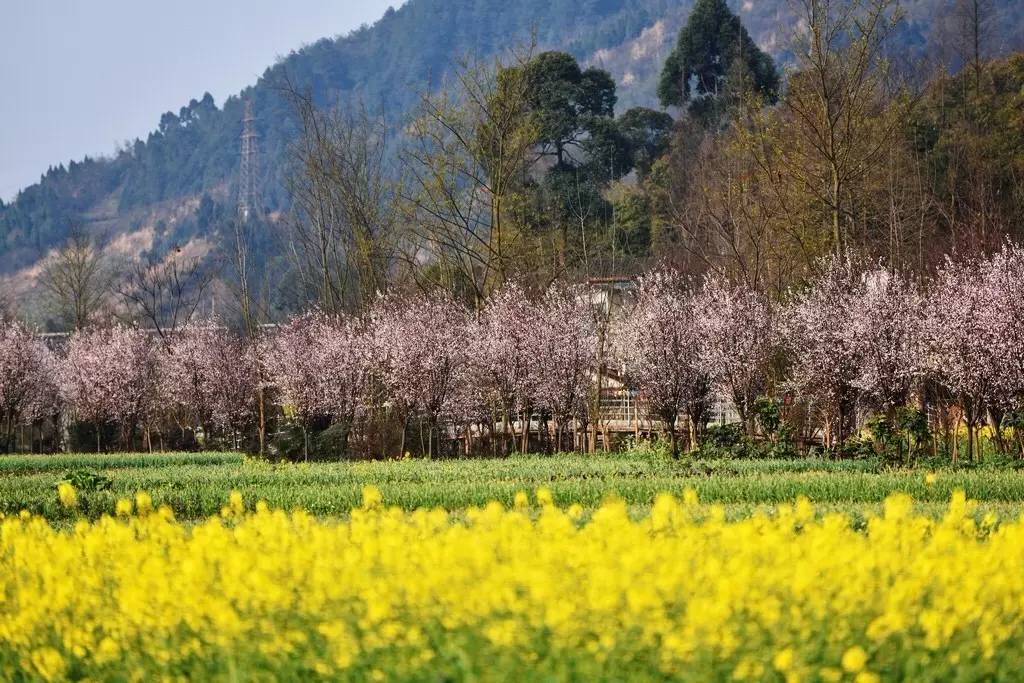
(220, 215), (274, 457)
(955, 0), (994, 99)
(282, 80), (400, 313)
(38, 227), (112, 330)
(748, 0), (907, 256)
(221, 216), (273, 338)
(400, 48), (538, 305)
(116, 250), (216, 345)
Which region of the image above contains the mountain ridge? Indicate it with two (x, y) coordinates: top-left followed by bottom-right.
(2, 0), (1022, 277)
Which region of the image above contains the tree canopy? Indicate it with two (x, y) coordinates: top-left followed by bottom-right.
(657, 0), (779, 124)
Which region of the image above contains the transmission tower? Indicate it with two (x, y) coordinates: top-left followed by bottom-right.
(238, 99), (260, 222)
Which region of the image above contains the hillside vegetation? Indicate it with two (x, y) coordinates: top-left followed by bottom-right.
(1, 0), (1022, 273)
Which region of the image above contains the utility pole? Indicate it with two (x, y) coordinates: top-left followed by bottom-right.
(236, 98), (267, 457)
(238, 99), (260, 222)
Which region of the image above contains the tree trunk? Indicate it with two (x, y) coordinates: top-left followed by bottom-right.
(399, 413), (408, 458)
(665, 415), (679, 459)
(521, 407), (530, 454)
(257, 386), (266, 458)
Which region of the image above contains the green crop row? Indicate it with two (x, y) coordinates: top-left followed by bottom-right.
(4, 451), (1024, 522)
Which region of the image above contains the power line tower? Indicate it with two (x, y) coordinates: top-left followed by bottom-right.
(238, 99), (260, 222)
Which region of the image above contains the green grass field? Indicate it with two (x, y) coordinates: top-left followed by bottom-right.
(5, 450), (1024, 523)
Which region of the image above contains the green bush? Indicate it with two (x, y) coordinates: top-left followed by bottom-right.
(268, 425), (310, 462)
(316, 422), (355, 460)
(620, 435), (673, 460)
(705, 423), (744, 449)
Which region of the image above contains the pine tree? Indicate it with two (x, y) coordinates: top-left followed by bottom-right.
(657, 0), (778, 125)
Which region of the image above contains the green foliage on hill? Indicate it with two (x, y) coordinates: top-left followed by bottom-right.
(0, 0), (679, 270)
(1, 0), (1022, 271)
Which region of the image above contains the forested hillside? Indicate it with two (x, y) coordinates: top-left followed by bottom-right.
(1, 0), (1022, 274)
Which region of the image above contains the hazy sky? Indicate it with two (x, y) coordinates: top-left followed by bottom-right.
(0, 0), (398, 202)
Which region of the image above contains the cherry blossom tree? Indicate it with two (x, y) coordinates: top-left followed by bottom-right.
(161, 321), (260, 446)
(317, 314), (376, 456)
(848, 268), (924, 415)
(266, 312), (375, 459)
(980, 244), (1024, 414)
(60, 325), (158, 451)
(921, 255), (1001, 461)
(533, 283), (596, 452)
(696, 276), (776, 436)
(0, 322), (58, 451)
(782, 256), (862, 450)
(265, 314), (322, 455)
(611, 271), (710, 457)
(924, 244), (1024, 460)
(468, 283), (540, 454)
(373, 294), (469, 457)
(985, 244), (1024, 457)
(160, 322), (219, 437)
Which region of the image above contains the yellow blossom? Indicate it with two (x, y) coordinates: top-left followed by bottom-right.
(56, 482), (77, 509)
(134, 491), (153, 515)
(536, 487), (554, 507)
(361, 485), (383, 509)
(229, 490), (245, 515)
(773, 647), (795, 671)
(27, 647), (65, 681)
(842, 645), (868, 672)
(0, 490), (1018, 679)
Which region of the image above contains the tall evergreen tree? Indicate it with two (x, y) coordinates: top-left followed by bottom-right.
(658, 0), (778, 124)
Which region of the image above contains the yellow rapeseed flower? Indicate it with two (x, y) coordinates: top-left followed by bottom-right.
(134, 491), (153, 515)
(0, 489), (1020, 679)
(229, 490), (245, 515)
(773, 647), (795, 672)
(56, 482), (77, 509)
(361, 485), (383, 509)
(27, 647), (65, 681)
(536, 487), (554, 507)
(842, 645), (868, 672)
(115, 498), (133, 516)
(682, 488), (699, 506)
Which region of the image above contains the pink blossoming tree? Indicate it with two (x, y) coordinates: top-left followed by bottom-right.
(611, 271), (710, 457)
(782, 256), (861, 450)
(848, 268), (924, 415)
(162, 321), (260, 446)
(924, 244), (1024, 460)
(0, 321), (58, 451)
(60, 325), (158, 451)
(469, 283), (540, 454)
(533, 283), (596, 452)
(373, 294), (469, 457)
(266, 312), (375, 458)
(696, 276), (776, 436)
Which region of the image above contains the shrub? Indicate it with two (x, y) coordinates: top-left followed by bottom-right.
(316, 422), (356, 460)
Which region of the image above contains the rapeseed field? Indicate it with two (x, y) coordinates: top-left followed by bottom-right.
(1, 486), (1023, 680)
